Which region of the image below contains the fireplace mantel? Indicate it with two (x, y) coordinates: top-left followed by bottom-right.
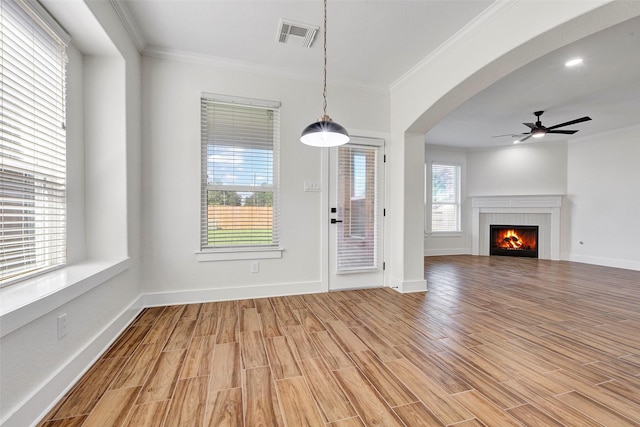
(470, 195), (563, 260)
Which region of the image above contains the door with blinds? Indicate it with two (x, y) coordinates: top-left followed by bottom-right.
(328, 138), (384, 290)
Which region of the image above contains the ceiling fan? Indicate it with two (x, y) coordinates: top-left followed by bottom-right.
(493, 111), (592, 142)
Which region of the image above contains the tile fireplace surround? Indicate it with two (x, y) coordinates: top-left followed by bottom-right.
(471, 195), (562, 260)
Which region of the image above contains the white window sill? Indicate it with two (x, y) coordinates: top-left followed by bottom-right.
(426, 232), (463, 238)
(196, 248), (283, 262)
(0, 258), (131, 338)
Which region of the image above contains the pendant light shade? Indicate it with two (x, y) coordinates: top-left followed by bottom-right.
(300, 115), (349, 147)
(300, 0), (349, 147)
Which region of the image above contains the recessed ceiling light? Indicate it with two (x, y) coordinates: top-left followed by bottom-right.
(565, 58), (583, 67)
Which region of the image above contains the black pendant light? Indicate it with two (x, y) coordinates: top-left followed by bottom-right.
(300, 0), (349, 147)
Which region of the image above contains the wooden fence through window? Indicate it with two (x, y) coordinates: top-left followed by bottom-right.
(208, 206), (273, 229)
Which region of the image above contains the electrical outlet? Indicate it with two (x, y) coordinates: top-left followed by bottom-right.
(57, 313), (68, 339)
(251, 261), (260, 273)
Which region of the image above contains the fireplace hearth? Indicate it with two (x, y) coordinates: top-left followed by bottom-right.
(490, 225), (538, 258)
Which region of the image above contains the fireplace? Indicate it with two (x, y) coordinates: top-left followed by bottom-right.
(490, 225), (538, 258)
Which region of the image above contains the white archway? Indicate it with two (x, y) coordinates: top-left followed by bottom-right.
(386, 1), (640, 292)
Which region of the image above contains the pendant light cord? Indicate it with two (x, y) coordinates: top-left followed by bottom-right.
(322, 0), (328, 119)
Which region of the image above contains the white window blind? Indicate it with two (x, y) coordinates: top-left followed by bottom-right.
(201, 94), (280, 249)
(1, 0), (68, 286)
(336, 145), (380, 271)
(431, 163), (460, 232)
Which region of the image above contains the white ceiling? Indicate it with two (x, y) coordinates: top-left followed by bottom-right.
(426, 14), (640, 148)
(116, 0), (640, 148)
(120, 0), (493, 90)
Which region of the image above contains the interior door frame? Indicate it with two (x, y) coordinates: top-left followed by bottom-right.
(320, 136), (385, 292)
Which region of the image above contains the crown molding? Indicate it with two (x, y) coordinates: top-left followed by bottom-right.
(142, 45), (389, 95)
(109, 0), (146, 52)
(390, 0), (516, 90)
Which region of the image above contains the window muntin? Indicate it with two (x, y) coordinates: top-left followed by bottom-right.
(201, 95), (280, 249)
(1, 0), (68, 286)
(430, 163), (461, 233)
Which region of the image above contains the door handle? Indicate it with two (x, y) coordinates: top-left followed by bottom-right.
(331, 218), (343, 224)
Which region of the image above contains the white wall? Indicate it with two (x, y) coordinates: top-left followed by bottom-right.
(388, 1), (624, 292)
(140, 55), (389, 301)
(424, 129), (640, 272)
(566, 126), (640, 270)
(423, 142), (567, 256)
(467, 143), (568, 196)
(0, 2), (143, 425)
(424, 145), (470, 256)
(467, 142), (569, 258)
(3, 1), (639, 424)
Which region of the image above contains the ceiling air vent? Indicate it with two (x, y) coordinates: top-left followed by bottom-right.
(277, 19), (319, 48)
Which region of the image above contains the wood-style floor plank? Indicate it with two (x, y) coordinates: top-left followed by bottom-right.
(50, 357), (128, 419)
(180, 335), (215, 379)
(81, 386), (140, 427)
(507, 403), (565, 427)
(385, 357), (474, 425)
(38, 256), (640, 427)
(216, 315), (239, 344)
(121, 401), (169, 427)
(392, 401), (445, 427)
(453, 390), (523, 427)
(555, 391), (640, 427)
(299, 357), (357, 422)
(244, 366), (285, 427)
(110, 342), (164, 389)
(309, 330), (354, 371)
(240, 330), (268, 369)
(275, 376), (325, 426)
(136, 349), (186, 405)
(264, 335), (302, 380)
(209, 342), (241, 391)
(333, 367), (405, 427)
(204, 388), (243, 427)
(163, 376), (207, 427)
(348, 350), (418, 407)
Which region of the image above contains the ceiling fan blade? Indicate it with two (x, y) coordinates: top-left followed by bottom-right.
(523, 122), (536, 130)
(547, 129), (578, 135)
(517, 134), (533, 142)
(546, 116), (592, 130)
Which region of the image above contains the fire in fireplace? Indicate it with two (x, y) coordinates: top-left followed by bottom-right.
(490, 225), (538, 258)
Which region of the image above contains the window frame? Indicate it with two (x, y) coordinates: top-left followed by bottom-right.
(1, 0), (70, 287)
(197, 93), (282, 262)
(426, 162), (462, 235)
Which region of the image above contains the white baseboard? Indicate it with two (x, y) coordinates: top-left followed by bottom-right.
(140, 281), (323, 307)
(389, 276), (428, 293)
(3, 298), (143, 427)
(400, 279), (428, 293)
(567, 254), (640, 271)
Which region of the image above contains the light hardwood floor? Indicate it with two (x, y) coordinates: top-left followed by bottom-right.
(38, 256), (640, 426)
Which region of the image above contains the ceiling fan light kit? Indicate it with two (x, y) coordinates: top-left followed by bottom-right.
(300, 0), (349, 148)
(494, 110), (592, 143)
(565, 57), (583, 67)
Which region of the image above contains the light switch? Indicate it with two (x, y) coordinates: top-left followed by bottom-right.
(304, 181), (321, 192)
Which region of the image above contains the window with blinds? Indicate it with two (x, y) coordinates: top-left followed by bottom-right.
(1, 0), (68, 286)
(431, 163), (461, 232)
(201, 94), (280, 249)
